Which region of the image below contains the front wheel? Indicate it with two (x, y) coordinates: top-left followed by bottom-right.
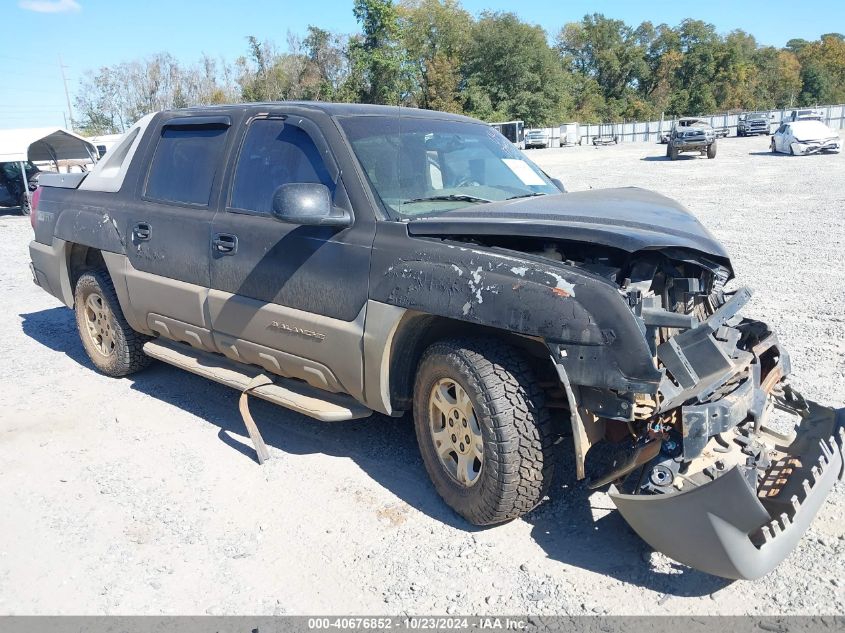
(707, 142), (717, 159)
(413, 338), (556, 526)
(771, 140), (777, 153)
(669, 144), (679, 160)
(74, 269), (152, 377)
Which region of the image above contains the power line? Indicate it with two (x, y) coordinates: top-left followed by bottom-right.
(59, 55), (75, 131)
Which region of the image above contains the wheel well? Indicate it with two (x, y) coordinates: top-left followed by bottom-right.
(67, 244), (106, 294)
(387, 312), (558, 412)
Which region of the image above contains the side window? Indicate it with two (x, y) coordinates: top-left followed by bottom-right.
(230, 118), (334, 214)
(145, 124), (228, 206)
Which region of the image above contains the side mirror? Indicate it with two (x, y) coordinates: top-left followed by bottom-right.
(271, 183), (351, 227)
(550, 177), (566, 193)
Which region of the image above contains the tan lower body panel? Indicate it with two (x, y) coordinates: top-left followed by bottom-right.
(143, 338), (372, 422)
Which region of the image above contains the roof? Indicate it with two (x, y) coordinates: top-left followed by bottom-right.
(0, 127), (98, 163)
(156, 101), (481, 124)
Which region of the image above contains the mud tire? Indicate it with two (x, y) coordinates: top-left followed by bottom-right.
(413, 338), (556, 526)
(74, 269), (152, 377)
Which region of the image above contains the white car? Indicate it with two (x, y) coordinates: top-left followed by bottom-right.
(771, 120), (841, 155)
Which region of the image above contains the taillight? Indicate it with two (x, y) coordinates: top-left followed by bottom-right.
(30, 186), (42, 230)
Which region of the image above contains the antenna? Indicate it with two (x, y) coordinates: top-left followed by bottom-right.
(59, 55), (74, 131)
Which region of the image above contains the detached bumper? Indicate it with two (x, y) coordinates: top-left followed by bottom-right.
(610, 397), (844, 580)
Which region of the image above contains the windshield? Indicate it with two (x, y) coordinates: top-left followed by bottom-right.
(339, 115), (559, 218)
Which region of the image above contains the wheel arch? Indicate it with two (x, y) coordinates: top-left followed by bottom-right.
(384, 310), (564, 414)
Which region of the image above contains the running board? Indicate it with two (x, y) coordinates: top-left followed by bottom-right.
(143, 339), (373, 422)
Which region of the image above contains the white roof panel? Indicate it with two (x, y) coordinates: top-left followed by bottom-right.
(0, 127), (98, 163)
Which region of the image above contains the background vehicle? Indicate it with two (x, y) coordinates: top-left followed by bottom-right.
(524, 129), (548, 149)
(87, 133), (124, 158)
(666, 117), (717, 159)
(737, 112), (771, 136)
(788, 108), (823, 122)
(27, 103), (844, 581)
(0, 161), (40, 215)
(771, 120), (842, 155)
(490, 120), (525, 149)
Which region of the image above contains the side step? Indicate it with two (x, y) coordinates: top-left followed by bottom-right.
(143, 339), (373, 422)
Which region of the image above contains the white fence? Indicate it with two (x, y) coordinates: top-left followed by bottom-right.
(530, 104), (845, 146)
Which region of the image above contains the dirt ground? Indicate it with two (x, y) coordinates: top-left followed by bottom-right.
(0, 135), (842, 616)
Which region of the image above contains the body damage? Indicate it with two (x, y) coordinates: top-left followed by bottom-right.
(372, 189), (843, 580)
(28, 101), (842, 581)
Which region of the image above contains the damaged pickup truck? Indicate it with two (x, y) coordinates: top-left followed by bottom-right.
(28, 103), (843, 580)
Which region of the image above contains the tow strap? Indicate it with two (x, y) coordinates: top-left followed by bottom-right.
(238, 373), (273, 465)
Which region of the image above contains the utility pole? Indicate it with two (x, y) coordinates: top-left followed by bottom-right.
(59, 55), (74, 131)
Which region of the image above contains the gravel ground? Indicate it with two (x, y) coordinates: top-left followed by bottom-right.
(0, 135), (842, 616)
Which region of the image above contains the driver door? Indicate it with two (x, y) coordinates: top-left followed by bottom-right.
(208, 110), (375, 400)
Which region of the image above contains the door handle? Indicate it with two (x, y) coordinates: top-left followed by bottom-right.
(133, 222), (151, 241)
(213, 233), (238, 255)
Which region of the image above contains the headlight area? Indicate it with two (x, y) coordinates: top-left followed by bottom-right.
(554, 286), (844, 579)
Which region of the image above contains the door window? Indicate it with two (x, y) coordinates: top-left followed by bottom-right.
(145, 124), (229, 206)
(230, 118), (334, 215)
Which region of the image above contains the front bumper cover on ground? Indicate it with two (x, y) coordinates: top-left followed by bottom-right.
(610, 397), (844, 580)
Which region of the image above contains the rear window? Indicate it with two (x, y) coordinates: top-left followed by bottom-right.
(145, 124), (228, 206)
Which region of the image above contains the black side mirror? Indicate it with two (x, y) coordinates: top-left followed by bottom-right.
(271, 183), (351, 227)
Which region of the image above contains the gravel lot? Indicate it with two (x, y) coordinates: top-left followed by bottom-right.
(0, 135), (842, 616)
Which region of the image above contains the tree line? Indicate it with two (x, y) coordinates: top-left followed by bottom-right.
(74, 0), (845, 134)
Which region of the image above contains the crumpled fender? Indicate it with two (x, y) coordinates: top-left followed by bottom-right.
(369, 224), (662, 393)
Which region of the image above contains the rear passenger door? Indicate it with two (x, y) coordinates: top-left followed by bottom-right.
(207, 111), (375, 400)
(123, 115), (232, 350)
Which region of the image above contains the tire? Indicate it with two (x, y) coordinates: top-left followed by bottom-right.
(665, 144), (671, 157)
(738, 130), (744, 138)
(789, 145), (795, 156)
(707, 141), (717, 159)
(771, 140), (777, 153)
(74, 268), (152, 377)
(18, 195), (30, 216)
(413, 338), (556, 526)
(669, 144), (679, 160)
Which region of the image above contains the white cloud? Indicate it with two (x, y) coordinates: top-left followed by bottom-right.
(18, 0), (81, 13)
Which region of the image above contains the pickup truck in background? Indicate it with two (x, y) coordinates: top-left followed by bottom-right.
(666, 117), (717, 159)
(737, 112), (771, 137)
(28, 102), (844, 580)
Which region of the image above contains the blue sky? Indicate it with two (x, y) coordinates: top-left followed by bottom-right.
(2, 0), (843, 130)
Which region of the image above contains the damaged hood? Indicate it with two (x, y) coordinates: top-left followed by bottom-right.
(407, 186), (730, 261)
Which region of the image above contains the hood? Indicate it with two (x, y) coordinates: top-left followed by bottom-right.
(407, 186), (731, 261)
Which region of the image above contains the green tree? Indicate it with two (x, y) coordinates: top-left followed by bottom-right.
(462, 12), (567, 126)
(346, 0), (404, 104)
(399, 0), (471, 112)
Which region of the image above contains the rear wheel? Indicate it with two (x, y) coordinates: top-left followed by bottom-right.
(18, 194), (30, 216)
(771, 139), (777, 153)
(413, 338), (556, 525)
(707, 141), (717, 159)
(74, 269), (152, 377)
(669, 144), (679, 160)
